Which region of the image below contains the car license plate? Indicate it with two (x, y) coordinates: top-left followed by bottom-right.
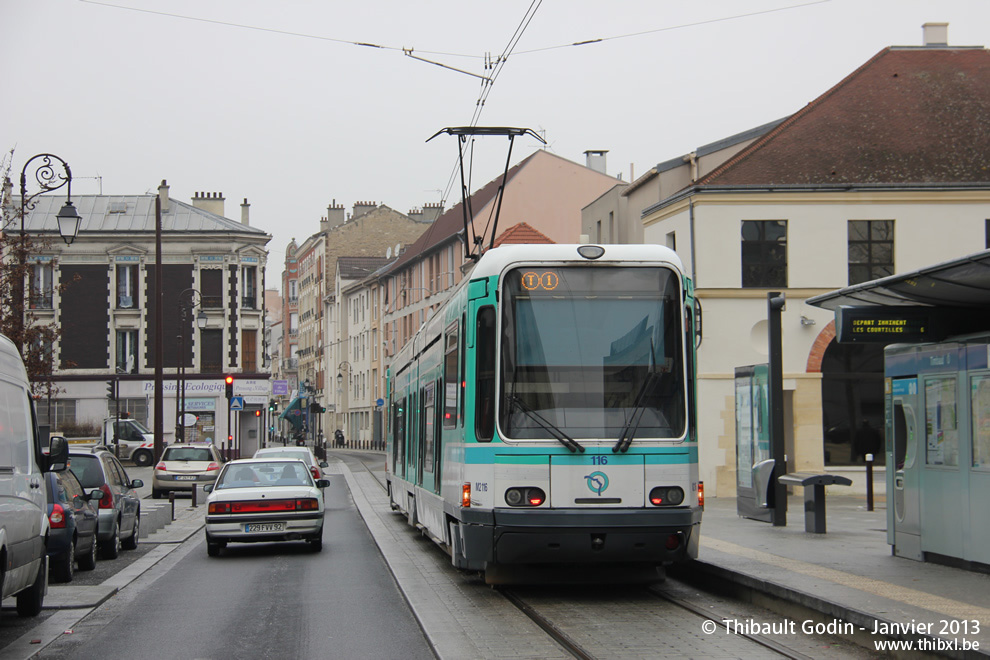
(245, 522), (285, 533)
(174, 475), (197, 481)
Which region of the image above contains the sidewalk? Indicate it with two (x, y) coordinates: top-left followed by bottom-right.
(686, 494), (990, 657)
(39, 499), (205, 610)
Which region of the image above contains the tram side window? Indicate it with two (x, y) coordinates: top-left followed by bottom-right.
(971, 375), (990, 469)
(476, 306), (496, 442)
(925, 376), (959, 467)
(443, 323), (459, 429)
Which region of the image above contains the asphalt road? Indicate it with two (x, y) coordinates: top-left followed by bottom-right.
(36, 471), (434, 660)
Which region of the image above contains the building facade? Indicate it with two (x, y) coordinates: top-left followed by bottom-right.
(641, 25), (990, 496)
(18, 181), (272, 453)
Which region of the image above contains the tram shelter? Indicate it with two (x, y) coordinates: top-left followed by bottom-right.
(807, 249), (990, 569)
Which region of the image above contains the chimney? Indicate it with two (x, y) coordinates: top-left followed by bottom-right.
(408, 208), (423, 223)
(923, 22), (948, 47)
(352, 201), (377, 219)
(158, 179), (169, 213)
(326, 199), (345, 230)
(192, 191), (226, 217)
(584, 150), (608, 174)
(241, 198), (250, 225)
(421, 202), (443, 223)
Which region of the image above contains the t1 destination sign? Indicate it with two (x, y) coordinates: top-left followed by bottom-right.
(835, 306), (935, 344)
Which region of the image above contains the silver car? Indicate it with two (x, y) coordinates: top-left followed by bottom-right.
(68, 448), (143, 559)
(152, 442), (223, 498)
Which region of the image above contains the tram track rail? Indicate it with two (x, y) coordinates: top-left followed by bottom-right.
(340, 451), (823, 660)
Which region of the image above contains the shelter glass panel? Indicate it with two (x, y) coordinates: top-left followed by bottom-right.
(925, 376), (959, 467)
(971, 374), (990, 470)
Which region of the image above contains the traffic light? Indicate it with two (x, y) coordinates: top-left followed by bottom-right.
(268, 399), (275, 412)
(106, 380), (115, 399)
(255, 410), (261, 417)
(225, 375), (234, 400)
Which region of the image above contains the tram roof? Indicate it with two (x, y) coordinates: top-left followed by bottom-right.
(469, 244), (685, 280)
(806, 248), (990, 310)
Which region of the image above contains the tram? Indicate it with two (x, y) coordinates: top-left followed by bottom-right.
(385, 243), (702, 582)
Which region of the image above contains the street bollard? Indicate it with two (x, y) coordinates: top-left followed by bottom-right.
(191, 483), (198, 508)
(865, 453), (874, 511)
(169, 491), (175, 521)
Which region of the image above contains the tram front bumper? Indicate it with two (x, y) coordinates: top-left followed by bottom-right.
(463, 507), (702, 566)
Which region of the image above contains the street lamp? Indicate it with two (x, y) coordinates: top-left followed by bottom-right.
(10, 153), (82, 354)
(337, 361), (350, 447)
(175, 288), (207, 442)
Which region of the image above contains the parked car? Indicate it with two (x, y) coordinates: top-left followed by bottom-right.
(0, 332), (69, 617)
(68, 447), (143, 559)
(44, 469), (103, 582)
(204, 458), (329, 557)
(253, 446), (328, 481)
(152, 442), (223, 499)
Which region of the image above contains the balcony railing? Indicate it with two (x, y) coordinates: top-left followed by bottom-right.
(202, 295), (223, 309)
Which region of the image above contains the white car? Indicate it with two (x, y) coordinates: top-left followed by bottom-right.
(203, 458), (329, 556)
(252, 446), (328, 481)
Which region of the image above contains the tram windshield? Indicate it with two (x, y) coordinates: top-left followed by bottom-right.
(499, 266), (686, 441)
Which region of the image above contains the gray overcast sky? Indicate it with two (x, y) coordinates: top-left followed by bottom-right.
(3, 0), (989, 288)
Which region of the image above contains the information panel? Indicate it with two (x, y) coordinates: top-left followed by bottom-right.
(835, 306), (935, 344)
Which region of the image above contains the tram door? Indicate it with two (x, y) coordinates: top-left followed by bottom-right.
(887, 377), (922, 560)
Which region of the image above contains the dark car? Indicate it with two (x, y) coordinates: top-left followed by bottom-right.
(69, 448), (143, 559)
(44, 468), (104, 582)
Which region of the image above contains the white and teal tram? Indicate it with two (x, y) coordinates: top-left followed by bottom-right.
(386, 243), (702, 582)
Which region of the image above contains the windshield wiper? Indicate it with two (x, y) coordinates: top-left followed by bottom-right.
(508, 395), (585, 453)
(613, 337), (659, 454)
(613, 371), (659, 453)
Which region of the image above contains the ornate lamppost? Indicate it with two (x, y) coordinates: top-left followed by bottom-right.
(9, 154), (82, 354)
(175, 288), (207, 442)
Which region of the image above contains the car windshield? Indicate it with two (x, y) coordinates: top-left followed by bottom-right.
(216, 462), (313, 489)
(130, 419), (151, 433)
(163, 447), (213, 462)
(69, 454), (104, 488)
(256, 449), (311, 463)
(498, 266), (686, 441)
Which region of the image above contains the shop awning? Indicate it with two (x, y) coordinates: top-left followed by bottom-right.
(278, 395), (304, 430)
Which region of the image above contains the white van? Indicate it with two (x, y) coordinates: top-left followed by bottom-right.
(0, 333), (68, 617)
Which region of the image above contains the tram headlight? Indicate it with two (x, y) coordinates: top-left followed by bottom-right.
(505, 488), (524, 506)
(649, 486), (685, 506)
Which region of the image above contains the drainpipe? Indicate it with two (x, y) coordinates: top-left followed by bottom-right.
(689, 198), (697, 285)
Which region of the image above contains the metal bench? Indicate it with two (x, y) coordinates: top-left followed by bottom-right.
(777, 472), (852, 533)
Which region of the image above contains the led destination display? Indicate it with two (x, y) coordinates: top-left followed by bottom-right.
(835, 306), (935, 344)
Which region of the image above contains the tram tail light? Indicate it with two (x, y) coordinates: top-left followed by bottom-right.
(504, 487), (545, 507)
(698, 481), (705, 509)
(461, 483), (471, 507)
(649, 486), (684, 506)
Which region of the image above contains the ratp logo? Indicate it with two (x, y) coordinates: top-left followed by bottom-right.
(584, 471), (609, 495)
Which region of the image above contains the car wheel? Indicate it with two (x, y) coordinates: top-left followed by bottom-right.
(132, 450), (152, 467)
(122, 514), (139, 550)
(15, 556), (46, 617)
(51, 539), (75, 583)
(151, 489), (162, 499)
(308, 537), (323, 552)
(78, 535), (98, 571)
(101, 521), (121, 560)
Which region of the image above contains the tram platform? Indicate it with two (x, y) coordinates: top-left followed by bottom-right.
(688, 493), (990, 657)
